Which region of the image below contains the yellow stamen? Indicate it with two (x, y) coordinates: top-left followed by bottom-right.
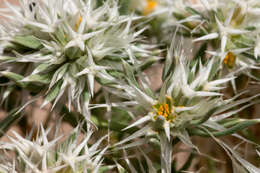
(143, 0), (157, 15)
(224, 52), (236, 68)
(158, 111), (163, 115)
(156, 103), (170, 119)
(153, 97), (177, 122)
(164, 104), (169, 114)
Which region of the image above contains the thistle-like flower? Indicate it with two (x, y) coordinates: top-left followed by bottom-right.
(182, 0), (260, 70)
(0, 0), (158, 117)
(0, 125), (109, 173)
(117, 45), (231, 139)
(128, 0), (260, 72)
(112, 42), (260, 173)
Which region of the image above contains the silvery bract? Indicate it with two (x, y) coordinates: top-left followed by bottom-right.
(0, 125), (109, 173)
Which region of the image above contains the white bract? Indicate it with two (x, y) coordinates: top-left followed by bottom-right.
(0, 125), (108, 173)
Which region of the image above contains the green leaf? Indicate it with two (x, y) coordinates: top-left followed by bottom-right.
(162, 52), (174, 81)
(32, 63), (51, 74)
(122, 60), (139, 87)
(98, 166), (115, 173)
(83, 91), (90, 102)
(218, 118), (241, 128)
(54, 28), (67, 46)
(0, 108), (20, 138)
(185, 7), (202, 16)
(43, 80), (63, 106)
(1, 86), (14, 104)
(0, 55), (16, 62)
(190, 119), (260, 137)
(65, 47), (82, 60)
(173, 12), (186, 20)
(190, 106), (219, 125)
(208, 59), (221, 81)
(22, 73), (51, 84)
(136, 56), (161, 71)
(215, 9), (225, 22)
(1, 71), (23, 81)
(119, 0), (130, 15)
(1, 71), (26, 87)
(12, 35), (42, 50)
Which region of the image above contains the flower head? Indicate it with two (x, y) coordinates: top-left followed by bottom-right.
(0, 125), (109, 173)
(143, 0), (158, 15)
(0, 0), (157, 117)
(111, 39), (260, 173)
(114, 44), (233, 138)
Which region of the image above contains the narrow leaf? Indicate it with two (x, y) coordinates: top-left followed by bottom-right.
(42, 80), (63, 107)
(12, 35), (42, 49)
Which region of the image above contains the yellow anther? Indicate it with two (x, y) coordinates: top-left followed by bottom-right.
(224, 52), (236, 68)
(153, 97), (176, 122)
(158, 111), (163, 115)
(164, 104), (169, 114)
(158, 105), (163, 111)
(143, 0), (157, 15)
(156, 103), (171, 119)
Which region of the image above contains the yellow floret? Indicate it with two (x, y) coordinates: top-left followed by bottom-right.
(224, 52), (236, 68)
(143, 0), (157, 15)
(157, 103), (170, 119)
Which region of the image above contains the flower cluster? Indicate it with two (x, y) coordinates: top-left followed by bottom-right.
(0, 125), (108, 173)
(0, 0), (158, 116)
(0, 0), (259, 173)
(148, 0), (260, 69)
